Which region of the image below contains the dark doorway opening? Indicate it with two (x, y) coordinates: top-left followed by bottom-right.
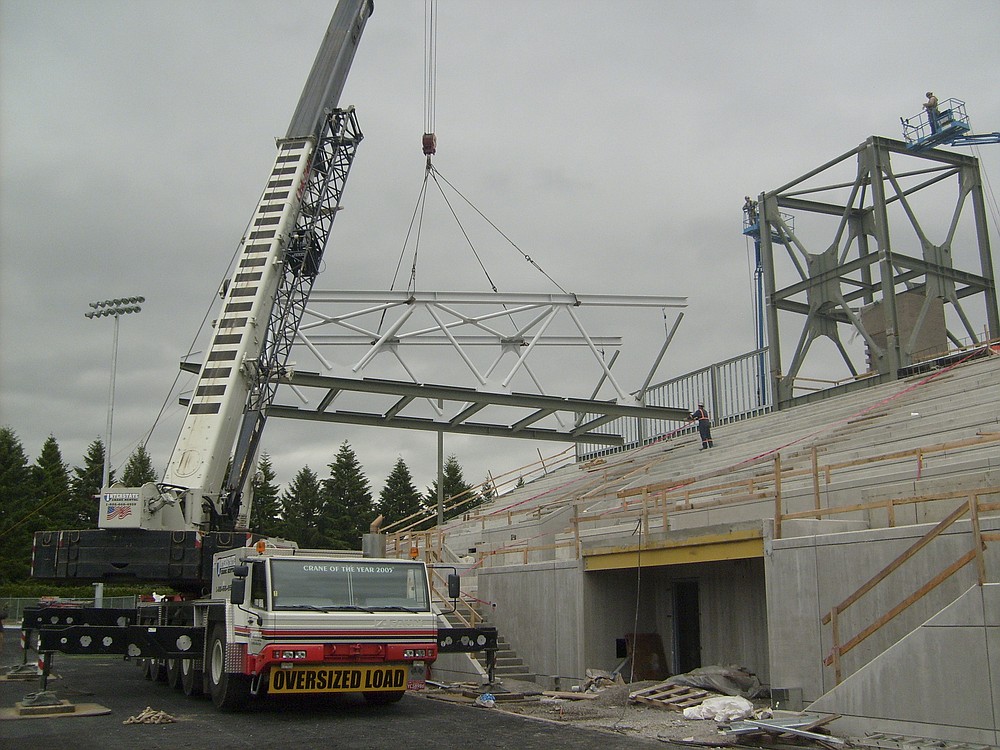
(674, 580), (701, 674)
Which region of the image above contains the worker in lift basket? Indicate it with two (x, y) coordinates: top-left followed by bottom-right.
(690, 402), (714, 450)
(923, 92), (939, 133)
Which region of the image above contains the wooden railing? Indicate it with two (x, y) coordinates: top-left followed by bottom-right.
(375, 428), (998, 610)
(821, 489), (999, 684)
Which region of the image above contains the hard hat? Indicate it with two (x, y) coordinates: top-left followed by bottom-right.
(926, 91), (933, 97)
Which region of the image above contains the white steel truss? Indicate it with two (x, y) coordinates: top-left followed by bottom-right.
(247, 290), (690, 446)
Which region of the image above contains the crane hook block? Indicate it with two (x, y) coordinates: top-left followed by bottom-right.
(422, 132), (437, 156)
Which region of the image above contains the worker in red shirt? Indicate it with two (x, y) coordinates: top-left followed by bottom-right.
(690, 402), (714, 450)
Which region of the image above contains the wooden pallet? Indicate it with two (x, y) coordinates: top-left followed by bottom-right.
(628, 682), (710, 710)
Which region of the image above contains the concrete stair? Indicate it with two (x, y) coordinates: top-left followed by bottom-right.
(437, 602), (535, 684)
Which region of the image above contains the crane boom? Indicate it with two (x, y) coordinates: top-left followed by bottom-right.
(148, 0), (372, 533)
(32, 0), (374, 590)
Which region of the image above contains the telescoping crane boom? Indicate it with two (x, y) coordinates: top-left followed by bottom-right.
(33, 0), (374, 592)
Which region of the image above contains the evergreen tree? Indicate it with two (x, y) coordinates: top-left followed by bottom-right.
(32, 435), (72, 529)
(279, 466), (325, 548)
(479, 475), (497, 505)
(120, 443), (158, 486)
(69, 438), (109, 528)
(0, 427), (35, 583)
(321, 441), (373, 550)
(250, 453), (283, 538)
(425, 454), (478, 522)
(378, 457), (424, 531)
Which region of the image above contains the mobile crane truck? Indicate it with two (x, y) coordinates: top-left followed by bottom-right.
(24, 0), (495, 710)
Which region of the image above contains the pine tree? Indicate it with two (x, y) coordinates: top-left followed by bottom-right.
(120, 443), (158, 486)
(378, 457), (424, 531)
(69, 438), (109, 527)
(321, 441), (373, 550)
(279, 466), (325, 548)
(479, 475), (497, 505)
(425, 454), (478, 522)
(32, 435), (72, 529)
(0, 427), (35, 583)
(250, 453), (283, 538)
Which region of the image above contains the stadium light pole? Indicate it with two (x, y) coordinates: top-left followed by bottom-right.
(85, 296), (144, 492)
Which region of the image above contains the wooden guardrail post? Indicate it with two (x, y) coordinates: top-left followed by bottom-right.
(970, 492), (986, 585)
(830, 607), (842, 685)
(573, 504), (581, 559)
(773, 453), (783, 540)
(812, 447), (821, 515)
(642, 489), (650, 539)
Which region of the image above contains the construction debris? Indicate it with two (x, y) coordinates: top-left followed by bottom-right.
(665, 664), (765, 699)
(629, 681), (712, 710)
(123, 706), (177, 725)
(725, 712), (841, 747)
(855, 733), (993, 750)
(682, 695), (754, 721)
(580, 667), (625, 691)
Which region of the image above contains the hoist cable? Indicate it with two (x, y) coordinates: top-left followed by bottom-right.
(423, 0), (437, 136)
(431, 168), (571, 294)
(378, 170), (433, 335)
(428, 167), (499, 292)
(409, 184), (431, 295)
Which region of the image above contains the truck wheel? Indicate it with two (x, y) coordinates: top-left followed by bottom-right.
(166, 658), (182, 690)
(363, 691), (405, 705)
(149, 659), (168, 682)
(181, 658), (203, 697)
(208, 626), (249, 711)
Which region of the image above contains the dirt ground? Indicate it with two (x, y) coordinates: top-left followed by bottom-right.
(429, 679), (775, 746)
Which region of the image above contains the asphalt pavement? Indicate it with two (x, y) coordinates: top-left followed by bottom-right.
(0, 627), (668, 750)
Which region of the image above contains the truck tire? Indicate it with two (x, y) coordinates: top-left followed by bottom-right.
(149, 659), (168, 683)
(166, 658), (182, 690)
(208, 625), (249, 711)
(181, 658), (203, 697)
(363, 691), (405, 705)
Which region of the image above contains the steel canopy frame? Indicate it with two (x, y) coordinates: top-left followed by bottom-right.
(267, 371), (692, 446)
(209, 290), (691, 447)
(758, 135), (999, 408)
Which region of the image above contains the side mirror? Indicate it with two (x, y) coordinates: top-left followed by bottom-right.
(230, 577), (247, 605)
(447, 573), (461, 600)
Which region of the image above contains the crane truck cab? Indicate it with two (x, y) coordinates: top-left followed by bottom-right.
(203, 543), (443, 710)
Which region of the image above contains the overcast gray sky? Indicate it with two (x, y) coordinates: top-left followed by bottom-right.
(2, 0), (999, 500)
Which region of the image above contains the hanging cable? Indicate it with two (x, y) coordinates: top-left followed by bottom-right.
(422, 0), (438, 164)
(431, 167), (571, 294)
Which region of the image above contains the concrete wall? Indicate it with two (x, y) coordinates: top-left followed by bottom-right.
(812, 583), (1000, 745)
(477, 560), (584, 687)
(765, 516), (1000, 704)
(478, 556), (770, 688)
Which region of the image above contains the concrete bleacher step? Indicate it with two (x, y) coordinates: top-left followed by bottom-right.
(437, 356), (999, 559)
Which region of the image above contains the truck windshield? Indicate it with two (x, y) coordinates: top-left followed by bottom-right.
(269, 560), (430, 612)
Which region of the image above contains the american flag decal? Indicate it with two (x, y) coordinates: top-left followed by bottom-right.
(106, 505), (133, 520)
